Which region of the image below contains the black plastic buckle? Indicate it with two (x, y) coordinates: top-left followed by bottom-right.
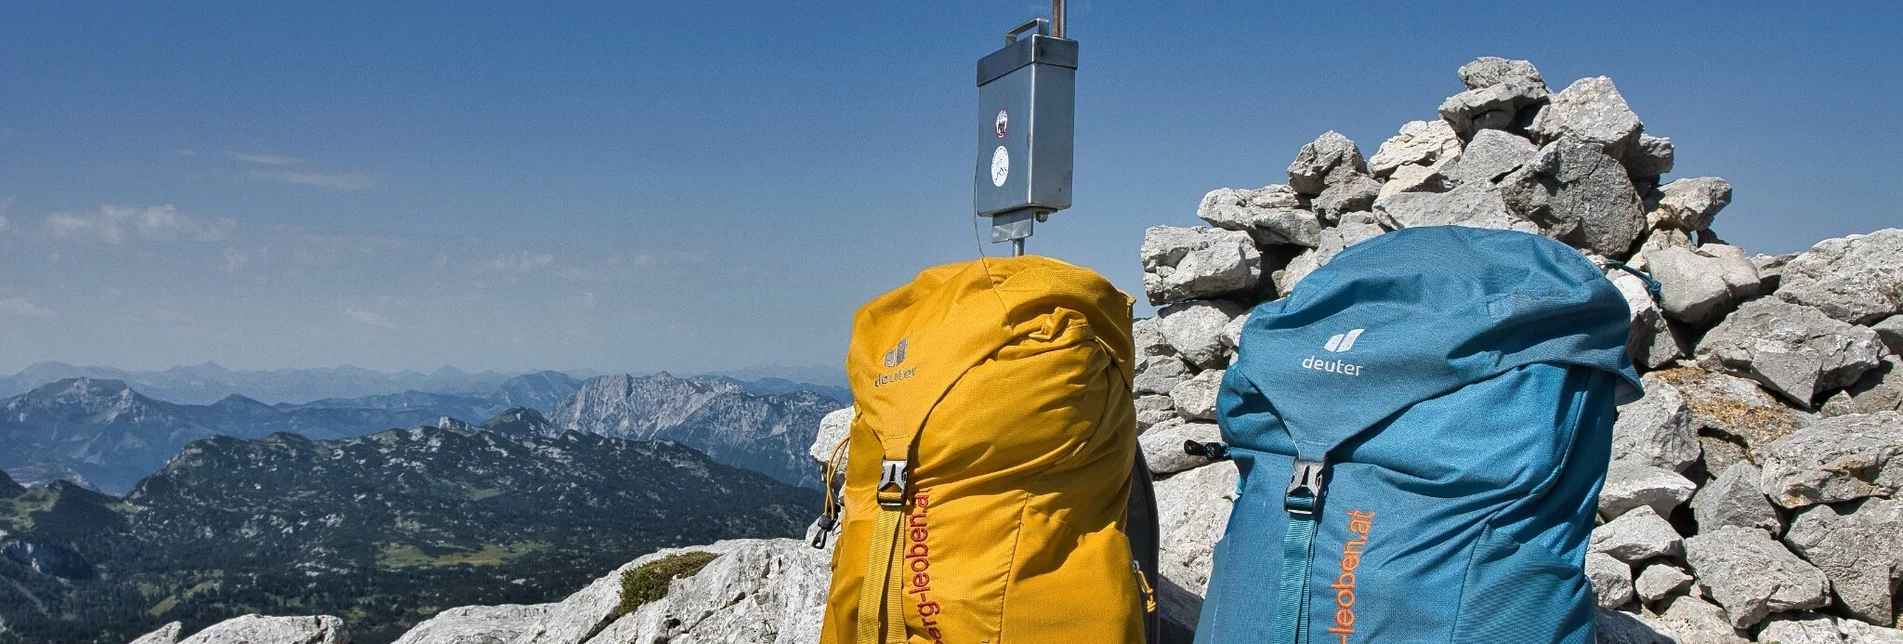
(1182, 440), (1229, 460)
(1284, 460), (1326, 515)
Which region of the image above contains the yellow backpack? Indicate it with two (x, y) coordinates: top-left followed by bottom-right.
(818, 256), (1154, 644)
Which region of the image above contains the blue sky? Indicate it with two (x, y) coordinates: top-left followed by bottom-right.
(1, 1), (1897, 376)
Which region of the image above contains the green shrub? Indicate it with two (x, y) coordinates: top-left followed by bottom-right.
(615, 551), (720, 617)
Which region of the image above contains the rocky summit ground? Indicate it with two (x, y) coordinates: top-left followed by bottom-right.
(127, 57), (1903, 644)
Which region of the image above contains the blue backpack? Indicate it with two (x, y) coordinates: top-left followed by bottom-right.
(1193, 226), (1642, 643)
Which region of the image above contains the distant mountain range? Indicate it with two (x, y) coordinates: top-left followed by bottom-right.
(0, 426), (818, 644)
(549, 373), (846, 488)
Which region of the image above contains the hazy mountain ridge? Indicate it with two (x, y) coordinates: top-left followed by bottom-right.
(0, 426), (818, 644)
(551, 373), (847, 488)
(0, 361), (523, 405)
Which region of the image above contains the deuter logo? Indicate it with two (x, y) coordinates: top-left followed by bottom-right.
(883, 338), (908, 367)
(1324, 328), (1365, 352)
(1304, 329), (1366, 376)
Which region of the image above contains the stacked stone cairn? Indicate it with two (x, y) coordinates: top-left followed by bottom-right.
(1136, 57), (1903, 643)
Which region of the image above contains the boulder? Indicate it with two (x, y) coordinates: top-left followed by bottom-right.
(1641, 244), (1762, 327)
(1156, 460), (1238, 595)
(1438, 59), (1550, 139)
(512, 543), (751, 644)
(1367, 119), (1462, 179)
(1139, 419), (1223, 475)
(1592, 607), (1677, 644)
(1696, 298), (1886, 407)
(1457, 57), (1548, 93)
(1135, 355), (1193, 396)
(394, 605), (552, 644)
(1775, 228), (1903, 325)
(1756, 614), (1847, 644)
(1220, 314), (1247, 355)
(1840, 620), (1903, 642)
(1275, 249), (1322, 298)
(1443, 129), (1539, 185)
(1634, 564), (1695, 605)
(1645, 594), (1750, 644)
(1623, 134), (1676, 179)
(1689, 463), (1782, 535)
(581, 539), (828, 644)
(1374, 183), (1539, 233)
(1135, 317), (1175, 358)
(1528, 76), (1644, 158)
(1601, 461), (1699, 520)
(1750, 253), (1793, 293)
(1156, 300), (1246, 369)
(1136, 394), (1176, 432)
(809, 407), (854, 466)
(1874, 315), (1903, 355)
(1286, 131), (1370, 196)
(1313, 175), (1380, 222)
(1783, 497), (1903, 625)
(1500, 137), (1648, 257)
(1682, 526), (1831, 629)
(1379, 162), (1454, 197)
(1195, 189), (1324, 247)
(1247, 184), (1308, 209)
(1588, 551), (1637, 608)
(1170, 369), (1224, 420)
(1822, 355), (1903, 416)
(1647, 178), (1733, 232)
(178, 615), (350, 644)
(1140, 226), (1263, 305)
(1608, 268), (1686, 369)
(1591, 505), (1685, 564)
(1613, 374), (1702, 472)
(1757, 411), (1903, 508)
(1649, 366), (1810, 452)
(130, 623), (183, 644)
(1697, 432), (1753, 486)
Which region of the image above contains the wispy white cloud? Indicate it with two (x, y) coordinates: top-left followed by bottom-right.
(342, 308), (397, 329)
(486, 251), (555, 282)
(248, 170), (380, 191)
(0, 296), (56, 319)
(229, 151), (304, 166)
(174, 148), (196, 157)
(43, 204), (236, 245)
(223, 247), (252, 272)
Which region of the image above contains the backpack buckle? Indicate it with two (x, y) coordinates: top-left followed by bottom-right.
(1284, 460), (1326, 515)
(876, 459), (910, 508)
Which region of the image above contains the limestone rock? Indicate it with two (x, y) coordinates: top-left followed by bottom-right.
(1375, 183), (1539, 233)
(1196, 189), (1323, 247)
(1368, 119), (1462, 179)
(1220, 314), (1247, 355)
(1313, 175), (1380, 222)
(1529, 76), (1644, 158)
(1614, 374), (1702, 472)
(1444, 129), (1539, 185)
(1775, 229), (1903, 325)
(1682, 526), (1831, 629)
(581, 539), (828, 644)
(1170, 369), (1224, 421)
(1140, 226), (1263, 305)
(1784, 497), (1903, 625)
(1156, 460), (1237, 595)
(1457, 57), (1548, 93)
(1139, 419), (1223, 475)
(1156, 300), (1246, 369)
(130, 623), (183, 644)
(1439, 60), (1550, 139)
(1696, 297), (1886, 407)
(1757, 614), (1847, 644)
(1698, 431), (1754, 486)
(1822, 356), (1903, 416)
(1135, 355), (1193, 396)
(1286, 131), (1370, 196)
(1690, 463), (1782, 535)
(1642, 244), (1762, 326)
(1588, 551), (1637, 608)
(1609, 268), (1687, 369)
(1645, 595), (1750, 644)
(1592, 607), (1677, 644)
(1282, 212), (1388, 297)
(1275, 249), (1322, 298)
(1591, 506), (1685, 564)
(1634, 565), (1695, 604)
(178, 615), (350, 644)
(1379, 162), (1454, 197)
(394, 605), (552, 644)
(1247, 184), (1307, 209)
(1758, 411), (1903, 508)
(1135, 317), (1174, 358)
(809, 407), (853, 466)
(1874, 315), (1903, 355)
(1502, 137), (1648, 257)
(1136, 394), (1176, 432)
(1648, 178), (1732, 232)
(512, 543), (729, 644)
(1624, 134), (1676, 179)
(1601, 461), (1698, 520)
(1650, 366), (1810, 451)
(1839, 620), (1903, 642)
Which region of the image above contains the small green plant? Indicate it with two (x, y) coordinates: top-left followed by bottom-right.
(615, 551), (720, 617)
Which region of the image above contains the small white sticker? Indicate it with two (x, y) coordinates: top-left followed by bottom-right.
(990, 146), (1010, 187)
(995, 109), (1009, 138)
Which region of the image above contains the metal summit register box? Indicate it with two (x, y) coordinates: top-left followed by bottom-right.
(974, 18), (1077, 246)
